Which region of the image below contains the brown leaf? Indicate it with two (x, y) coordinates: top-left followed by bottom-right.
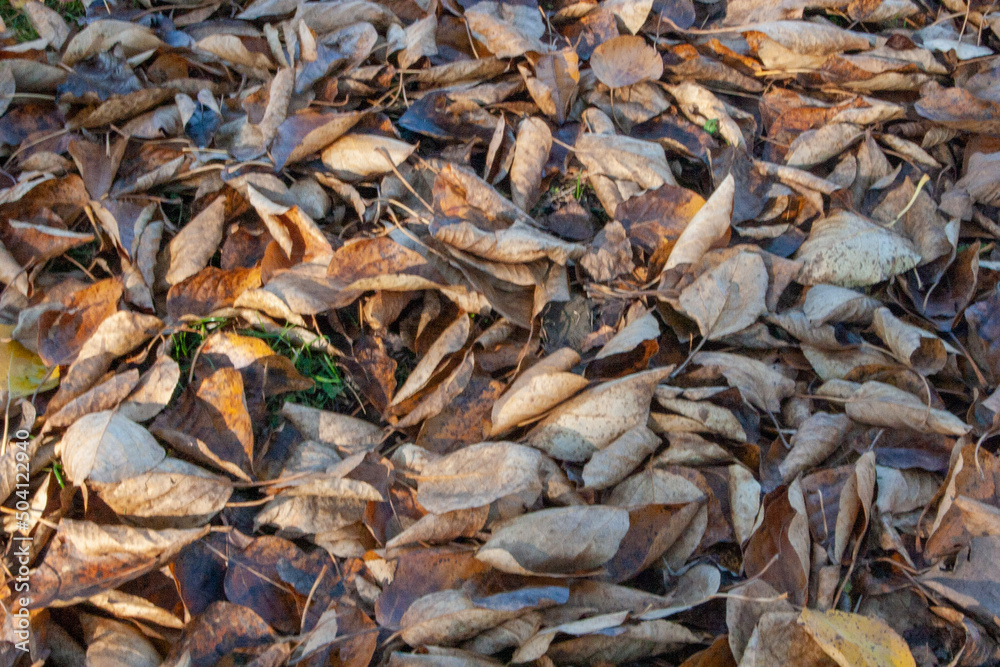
(38, 277), (123, 367)
(31, 520), (209, 607)
(161, 601), (276, 667)
(591, 35), (664, 89)
(166, 267), (263, 321)
(416, 441), (543, 514)
(151, 368), (256, 480)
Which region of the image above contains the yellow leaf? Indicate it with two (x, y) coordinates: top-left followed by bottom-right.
(0, 325), (59, 398)
(799, 608), (916, 667)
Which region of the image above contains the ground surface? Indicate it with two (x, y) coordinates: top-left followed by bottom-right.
(1, 0), (1000, 665)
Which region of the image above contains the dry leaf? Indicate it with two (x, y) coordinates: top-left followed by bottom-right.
(591, 36), (664, 89)
(795, 211), (922, 287)
(678, 250), (769, 340)
(59, 410), (165, 485)
(510, 117), (552, 212)
(799, 608), (917, 667)
(664, 174), (734, 270)
(477, 505), (630, 574)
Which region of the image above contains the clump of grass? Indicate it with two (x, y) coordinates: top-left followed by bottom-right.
(1, 1), (86, 43)
(240, 327), (345, 411)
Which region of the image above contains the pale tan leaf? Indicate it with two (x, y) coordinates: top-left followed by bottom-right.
(393, 314), (471, 406)
(23, 1), (69, 50)
(785, 124), (864, 168)
(386, 506), (489, 550)
(802, 284), (881, 326)
(477, 505), (630, 574)
(416, 441), (543, 514)
(595, 310), (660, 360)
(729, 464), (762, 546)
(119, 355), (181, 423)
(874, 466), (939, 514)
(321, 133), (416, 181)
(45, 369), (140, 430)
(832, 451), (875, 566)
(512, 611), (631, 663)
(678, 251), (769, 340)
(582, 425), (661, 490)
(464, 1), (545, 58)
(664, 174), (735, 270)
(398, 14), (437, 70)
(844, 381), (970, 436)
(165, 196), (226, 286)
(510, 117), (552, 211)
(280, 402), (382, 455)
(603, 0), (654, 33)
(81, 613), (162, 667)
(691, 351), (795, 412)
(665, 82), (744, 148)
(59, 410), (165, 485)
(62, 20), (162, 65)
(255, 495), (368, 537)
(433, 220), (586, 265)
(794, 211), (922, 287)
(545, 619), (699, 664)
(575, 133), (677, 191)
(798, 607), (916, 667)
(779, 412), (850, 483)
(654, 392), (748, 442)
(195, 34), (272, 73)
(399, 589), (524, 647)
(527, 367), (672, 461)
(491, 348), (588, 434)
(90, 458), (232, 528)
(591, 35), (663, 89)
(31, 520), (210, 607)
(872, 307), (948, 375)
(607, 467), (705, 507)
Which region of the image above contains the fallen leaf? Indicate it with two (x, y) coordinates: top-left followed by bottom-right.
(59, 410), (165, 485)
(664, 174), (734, 270)
(416, 441), (543, 513)
(591, 36), (664, 89)
(795, 211), (922, 287)
(677, 250), (769, 340)
(477, 505), (630, 574)
(799, 608), (917, 667)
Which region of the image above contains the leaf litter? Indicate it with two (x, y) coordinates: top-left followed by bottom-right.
(1, 0), (1000, 665)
